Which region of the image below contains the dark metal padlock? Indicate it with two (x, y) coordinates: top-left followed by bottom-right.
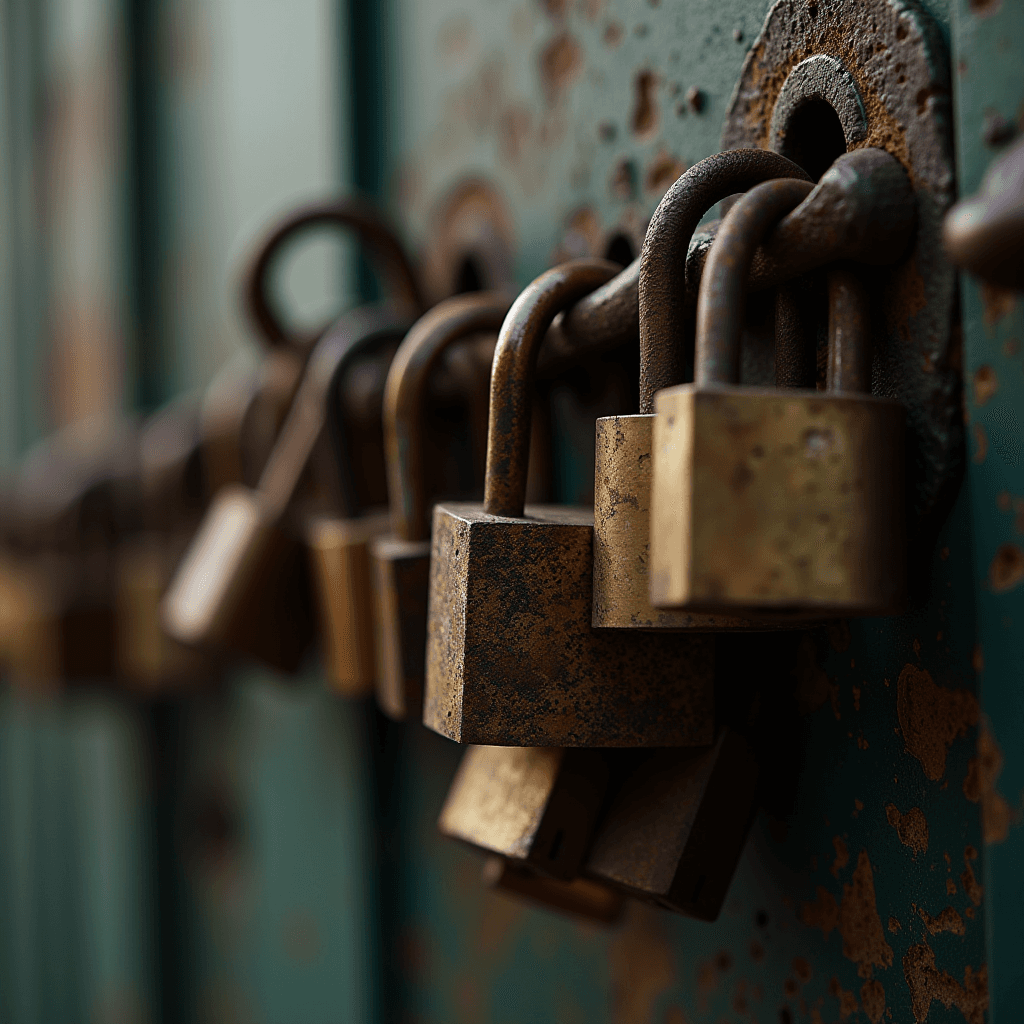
(425, 258), (714, 747)
(372, 291), (508, 720)
(650, 177), (908, 618)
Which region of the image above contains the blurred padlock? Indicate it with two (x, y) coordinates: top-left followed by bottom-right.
(425, 259), (714, 747)
(372, 291), (509, 720)
(650, 177), (908, 618)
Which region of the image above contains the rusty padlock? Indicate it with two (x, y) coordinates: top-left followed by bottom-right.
(650, 178), (908, 617)
(372, 291), (509, 720)
(163, 305), (410, 673)
(425, 258), (714, 747)
(583, 728), (758, 921)
(594, 149), (811, 630)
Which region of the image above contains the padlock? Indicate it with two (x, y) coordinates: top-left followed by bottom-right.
(438, 744), (610, 880)
(424, 258), (714, 747)
(593, 149), (811, 630)
(372, 291), (509, 720)
(163, 305), (410, 673)
(582, 728), (758, 921)
(650, 177), (907, 617)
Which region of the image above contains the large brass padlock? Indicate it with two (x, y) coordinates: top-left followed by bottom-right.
(593, 149), (810, 630)
(163, 306), (409, 673)
(650, 177), (907, 617)
(425, 258), (714, 747)
(372, 291), (508, 720)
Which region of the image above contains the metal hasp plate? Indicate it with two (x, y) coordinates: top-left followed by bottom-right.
(722, 0), (960, 526)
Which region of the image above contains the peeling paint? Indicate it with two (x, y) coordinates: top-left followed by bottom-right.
(839, 850), (893, 979)
(885, 804), (929, 855)
(960, 847), (983, 906)
(903, 942), (988, 1024)
(860, 978), (886, 1023)
(962, 716), (1012, 843)
(918, 905), (966, 936)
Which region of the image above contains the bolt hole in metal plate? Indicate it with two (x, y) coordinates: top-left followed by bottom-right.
(722, 0), (959, 525)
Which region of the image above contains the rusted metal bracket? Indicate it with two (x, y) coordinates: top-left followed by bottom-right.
(721, 0), (960, 524)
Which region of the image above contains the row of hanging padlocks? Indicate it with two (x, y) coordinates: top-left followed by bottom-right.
(1, 126), (1000, 925)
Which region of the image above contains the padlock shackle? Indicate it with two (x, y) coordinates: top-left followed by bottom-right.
(639, 149), (811, 411)
(384, 291), (511, 542)
(257, 304), (409, 519)
(827, 267), (873, 394)
(243, 198), (426, 352)
(695, 178), (814, 386)
(484, 259), (621, 518)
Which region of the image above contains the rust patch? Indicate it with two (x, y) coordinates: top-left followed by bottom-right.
(947, 877), (957, 895)
(630, 70), (659, 138)
(961, 847), (983, 906)
(603, 20), (623, 46)
(972, 365), (998, 406)
(885, 804), (929, 855)
(970, 0), (1001, 16)
(609, 158), (637, 201)
(887, 916), (901, 934)
(796, 635), (830, 714)
(831, 835), (849, 878)
(860, 978), (886, 1023)
(896, 664), (979, 781)
(801, 885), (839, 937)
(829, 977), (858, 1019)
(498, 104), (532, 164)
(980, 283), (1015, 328)
(903, 942), (988, 1024)
(971, 422), (987, 463)
(608, 903), (674, 1024)
(963, 717), (1012, 843)
(539, 33), (582, 104)
(839, 850), (894, 979)
(918, 905), (965, 936)
(989, 543), (1024, 593)
(645, 150), (686, 195)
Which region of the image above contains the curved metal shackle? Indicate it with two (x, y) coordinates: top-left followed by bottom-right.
(243, 199), (426, 351)
(383, 291), (511, 543)
(483, 259), (621, 518)
(695, 178), (814, 386)
(256, 303), (411, 519)
(826, 267), (873, 395)
(639, 149), (811, 410)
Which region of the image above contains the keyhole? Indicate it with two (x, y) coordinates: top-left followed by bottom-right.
(604, 233), (635, 267)
(779, 98), (847, 182)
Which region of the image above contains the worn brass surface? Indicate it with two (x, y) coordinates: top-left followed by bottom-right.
(307, 511), (390, 697)
(584, 730), (758, 922)
(426, 501), (714, 746)
(650, 385), (905, 615)
(482, 857), (624, 926)
(438, 744), (608, 880)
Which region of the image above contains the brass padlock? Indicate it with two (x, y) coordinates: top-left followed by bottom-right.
(593, 149), (811, 630)
(163, 306), (409, 673)
(425, 258), (714, 747)
(438, 744), (609, 880)
(583, 728), (758, 921)
(372, 291), (509, 720)
(650, 178), (907, 617)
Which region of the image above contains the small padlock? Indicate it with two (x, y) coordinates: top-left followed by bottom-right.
(438, 744), (610, 880)
(425, 258), (714, 747)
(163, 305), (409, 673)
(583, 728), (758, 921)
(371, 291), (509, 720)
(650, 177), (907, 617)
(593, 149), (811, 630)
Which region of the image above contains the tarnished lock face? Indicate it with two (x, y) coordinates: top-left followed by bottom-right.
(438, 744), (609, 881)
(650, 169), (910, 617)
(425, 259), (714, 747)
(371, 291), (508, 720)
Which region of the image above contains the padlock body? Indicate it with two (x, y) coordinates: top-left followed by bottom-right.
(438, 744), (608, 879)
(594, 415), (787, 630)
(425, 502), (714, 747)
(584, 729), (758, 921)
(307, 511), (389, 697)
(370, 535), (430, 719)
(482, 856), (623, 924)
(650, 385), (906, 617)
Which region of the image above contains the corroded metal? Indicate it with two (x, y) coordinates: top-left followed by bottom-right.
(438, 745), (608, 880)
(583, 729), (759, 922)
(639, 149), (811, 412)
(944, 134), (1024, 291)
(651, 187), (906, 616)
(373, 292), (509, 720)
(425, 259), (715, 747)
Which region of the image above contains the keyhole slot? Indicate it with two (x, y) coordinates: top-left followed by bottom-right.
(778, 98), (847, 182)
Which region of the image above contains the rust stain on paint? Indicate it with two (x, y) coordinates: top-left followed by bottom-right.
(885, 804), (929, 855)
(539, 33), (582, 104)
(917, 905), (965, 936)
(963, 717), (1012, 843)
(887, 916), (901, 934)
(630, 70), (659, 138)
(860, 978), (886, 1023)
(839, 850), (893, 979)
(644, 149), (685, 195)
(961, 847), (983, 906)
(972, 365), (998, 406)
(980, 282), (1015, 328)
(831, 836), (850, 878)
(989, 543), (1024, 593)
(828, 976), (858, 1019)
(971, 422), (987, 464)
(896, 664), (979, 781)
(903, 942), (988, 1023)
